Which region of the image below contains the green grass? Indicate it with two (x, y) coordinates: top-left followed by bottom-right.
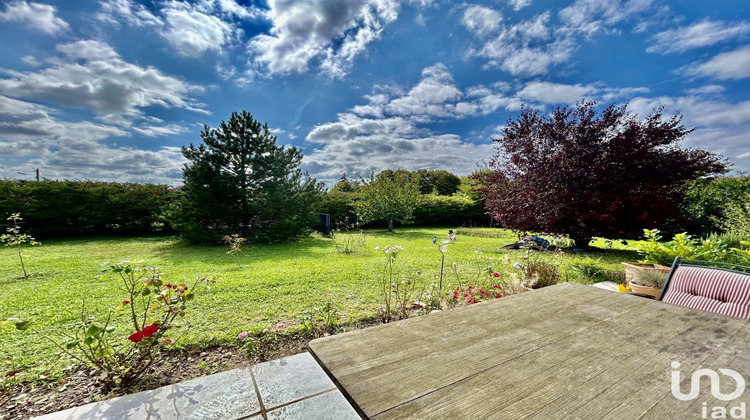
(0, 227), (641, 380)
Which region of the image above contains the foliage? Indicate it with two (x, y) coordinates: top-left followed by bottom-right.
(223, 234), (246, 268)
(631, 269), (668, 289)
(168, 110), (324, 243)
(638, 229), (750, 266)
(412, 194), (489, 227)
(416, 169), (462, 195)
(330, 223), (366, 254)
(475, 101), (728, 248)
(1, 213), (41, 279)
(298, 296), (340, 335)
(721, 195), (750, 236)
(670, 177), (750, 236)
(374, 245), (417, 322)
(517, 250), (562, 289)
(14, 261), (212, 386)
(567, 257), (608, 283)
(0, 180), (176, 237)
(450, 284), (509, 304)
(358, 170), (420, 232)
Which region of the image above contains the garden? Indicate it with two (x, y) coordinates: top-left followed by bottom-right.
(1, 104), (748, 418)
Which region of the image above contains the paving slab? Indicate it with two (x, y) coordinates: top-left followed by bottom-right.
(252, 352), (337, 409)
(148, 367), (260, 419)
(266, 390), (360, 420)
(32, 389), (151, 420)
(33, 352), (355, 420)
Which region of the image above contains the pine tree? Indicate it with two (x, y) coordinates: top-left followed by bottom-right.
(167, 111), (324, 243)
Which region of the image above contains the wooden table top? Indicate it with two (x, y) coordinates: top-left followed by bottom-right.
(308, 283), (750, 420)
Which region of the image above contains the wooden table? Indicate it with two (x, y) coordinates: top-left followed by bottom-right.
(309, 283), (750, 419)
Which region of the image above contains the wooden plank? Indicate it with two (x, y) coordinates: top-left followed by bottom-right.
(310, 284), (645, 417)
(370, 296), (747, 419)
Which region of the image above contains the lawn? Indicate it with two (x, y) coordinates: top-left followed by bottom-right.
(0, 227), (641, 381)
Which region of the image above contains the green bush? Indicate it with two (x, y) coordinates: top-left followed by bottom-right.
(567, 257), (608, 283)
(670, 177), (750, 236)
(412, 195), (490, 227)
(638, 229), (750, 266)
(0, 180), (177, 237)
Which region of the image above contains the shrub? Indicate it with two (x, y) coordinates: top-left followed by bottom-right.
(639, 229), (750, 266)
(223, 234), (246, 268)
(567, 257), (607, 283)
(721, 195), (750, 236)
(330, 223), (366, 254)
(16, 261), (214, 386)
(1, 213), (41, 279)
(671, 177), (750, 236)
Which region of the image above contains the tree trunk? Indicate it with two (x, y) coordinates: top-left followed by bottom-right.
(571, 235), (592, 249)
(388, 219), (394, 232)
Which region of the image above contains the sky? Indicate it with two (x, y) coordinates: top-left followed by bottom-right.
(0, 0), (749, 186)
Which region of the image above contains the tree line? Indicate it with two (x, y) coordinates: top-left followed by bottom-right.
(1, 104), (744, 245)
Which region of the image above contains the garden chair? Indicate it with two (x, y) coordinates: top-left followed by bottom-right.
(659, 257), (750, 319)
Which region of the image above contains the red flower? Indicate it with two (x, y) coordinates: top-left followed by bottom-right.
(142, 324), (159, 338)
(128, 331), (144, 343)
(492, 285), (502, 290)
(122, 300), (130, 305)
(5, 370), (20, 377)
(494, 294), (503, 299)
(493, 272), (500, 278)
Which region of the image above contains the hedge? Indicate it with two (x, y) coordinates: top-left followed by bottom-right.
(0, 180), (177, 237)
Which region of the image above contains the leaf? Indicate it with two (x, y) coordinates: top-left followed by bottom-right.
(105, 326), (115, 333)
(184, 293), (195, 301)
(86, 325), (101, 337)
(83, 336), (94, 345)
(65, 340), (80, 349)
(141, 288), (151, 296)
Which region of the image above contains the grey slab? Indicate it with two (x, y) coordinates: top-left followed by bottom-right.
(32, 389), (151, 420)
(266, 390), (360, 420)
(148, 367), (260, 420)
(252, 352), (336, 409)
(591, 281), (619, 291)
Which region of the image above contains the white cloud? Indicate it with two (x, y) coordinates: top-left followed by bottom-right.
(628, 93), (750, 172)
(462, 5), (502, 36)
(0, 95), (188, 183)
(508, 0), (532, 11)
(685, 84), (725, 95)
(518, 82), (595, 103)
(468, 12), (575, 76)
(648, 20), (750, 54)
(0, 1), (68, 35)
(160, 2), (236, 57)
(97, 0), (162, 27)
(248, 0), (400, 78)
(559, 0), (653, 35)
(0, 40), (207, 118)
(689, 45), (750, 80)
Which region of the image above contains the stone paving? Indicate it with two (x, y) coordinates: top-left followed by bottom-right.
(34, 353), (360, 420)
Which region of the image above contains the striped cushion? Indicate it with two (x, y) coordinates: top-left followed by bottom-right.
(661, 265), (750, 319)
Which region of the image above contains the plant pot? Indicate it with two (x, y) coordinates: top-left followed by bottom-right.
(621, 262), (671, 300)
(627, 283), (662, 299)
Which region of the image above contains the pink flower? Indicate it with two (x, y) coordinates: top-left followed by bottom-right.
(493, 272), (500, 278)
(276, 323), (286, 329)
(238, 331), (248, 339)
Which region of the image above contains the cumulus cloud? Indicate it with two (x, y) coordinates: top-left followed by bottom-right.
(648, 20), (750, 54)
(0, 1), (68, 34)
(0, 95), (188, 183)
(517, 81), (648, 104)
(688, 45), (750, 80)
(628, 93), (750, 172)
(462, 5), (502, 36)
(248, 0), (400, 78)
(160, 2), (236, 57)
(0, 40), (207, 118)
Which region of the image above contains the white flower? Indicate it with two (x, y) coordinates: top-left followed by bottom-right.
(374, 246), (381, 251)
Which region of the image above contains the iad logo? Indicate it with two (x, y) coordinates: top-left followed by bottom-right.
(671, 361), (747, 419)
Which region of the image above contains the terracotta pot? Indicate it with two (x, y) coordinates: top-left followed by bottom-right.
(627, 283), (662, 299)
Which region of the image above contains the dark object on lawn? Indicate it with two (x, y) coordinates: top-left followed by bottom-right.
(317, 213), (331, 235)
(502, 235), (550, 251)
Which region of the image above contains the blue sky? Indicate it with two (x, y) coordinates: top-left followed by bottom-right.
(0, 0), (749, 186)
